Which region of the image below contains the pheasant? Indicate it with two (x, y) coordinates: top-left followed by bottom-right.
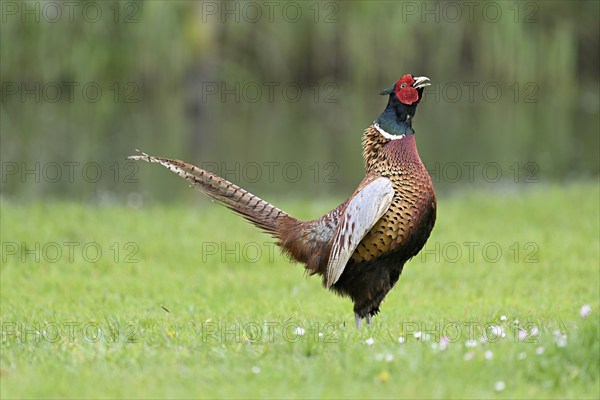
(130, 74), (436, 327)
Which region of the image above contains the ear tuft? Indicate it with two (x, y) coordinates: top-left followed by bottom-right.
(379, 84), (396, 95)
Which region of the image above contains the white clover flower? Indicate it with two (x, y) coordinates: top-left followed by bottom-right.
(500, 315), (507, 321)
(439, 336), (450, 350)
(494, 381), (506, 392)
(580, 304), (592, 318)
(530, 326), (539, 336)
(398, 336), (406, 344)
(484, 350), (494, 360)
(465, 339), (477, 348)
(413, 331), (422, 340)
(555, 335), (567, 348)
(365, 337), (374, 346)
(489, 325), (504, 338)
(518, 330), (528, 341)
(553, 330), (568, 347)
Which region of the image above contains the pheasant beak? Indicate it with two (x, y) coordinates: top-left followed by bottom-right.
(412, 76), (431, 89)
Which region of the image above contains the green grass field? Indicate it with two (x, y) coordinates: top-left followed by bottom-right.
(1, 183), (599, 399)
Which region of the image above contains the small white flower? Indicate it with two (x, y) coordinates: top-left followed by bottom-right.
(513, 319), (520, 325)
(518, 352), (527, 360)
(518, 330), (528, 341)
(580, 304), (592, 318)
(536, 346), (545, 355)
(439, 336), (450, 350)
(398, 336), (406, 344)
(385, 353), (394, 362)
(553, 330), (568, 347)
(317, 332), (324, 338)
(465, 340), (477, 348)
(530, 326), (539, 336)
(294, 327), (305, 336)
(252, 366), (261, 374)
(463, 351), (474, 361)
(365, 337), (374, 346)
(489, 325), (504, 338)
(413, 331), (422, 340)
(500, 315), (507, 321)
(494, 381), (506, 392)
(484, 350), (494, 360)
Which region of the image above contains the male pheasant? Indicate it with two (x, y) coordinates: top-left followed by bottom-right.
(130, 74), (436, 327)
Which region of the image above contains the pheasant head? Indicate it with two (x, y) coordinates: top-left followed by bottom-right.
(375, 74), (430, 138)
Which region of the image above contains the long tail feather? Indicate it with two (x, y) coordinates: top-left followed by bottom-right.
(129, 151), (293, 237)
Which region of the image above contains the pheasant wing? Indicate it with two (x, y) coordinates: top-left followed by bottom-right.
(325, 177), (394, 287)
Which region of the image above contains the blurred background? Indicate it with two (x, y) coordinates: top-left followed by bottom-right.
(1, 0), (598, 204)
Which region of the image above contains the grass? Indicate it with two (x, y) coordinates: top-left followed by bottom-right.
(1, 183), (599, 399)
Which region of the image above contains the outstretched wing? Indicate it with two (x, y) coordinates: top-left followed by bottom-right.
(325, 177), (394, 287)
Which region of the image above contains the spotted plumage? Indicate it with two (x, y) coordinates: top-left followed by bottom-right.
(130, 74), (436, 327)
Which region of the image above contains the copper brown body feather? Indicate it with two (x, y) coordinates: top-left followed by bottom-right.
(276, 126), (436, 318)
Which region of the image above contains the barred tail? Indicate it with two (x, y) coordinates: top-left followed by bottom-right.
(129, 151), (294, 237)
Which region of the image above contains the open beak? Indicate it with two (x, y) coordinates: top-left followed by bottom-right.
(413, 76), (431, 89)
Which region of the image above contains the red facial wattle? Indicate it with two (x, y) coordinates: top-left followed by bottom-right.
(395, 74), (419, 105)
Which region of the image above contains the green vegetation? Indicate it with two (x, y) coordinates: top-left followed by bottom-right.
(1, 183), (598, 399)
(2, 1), (599, 200)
